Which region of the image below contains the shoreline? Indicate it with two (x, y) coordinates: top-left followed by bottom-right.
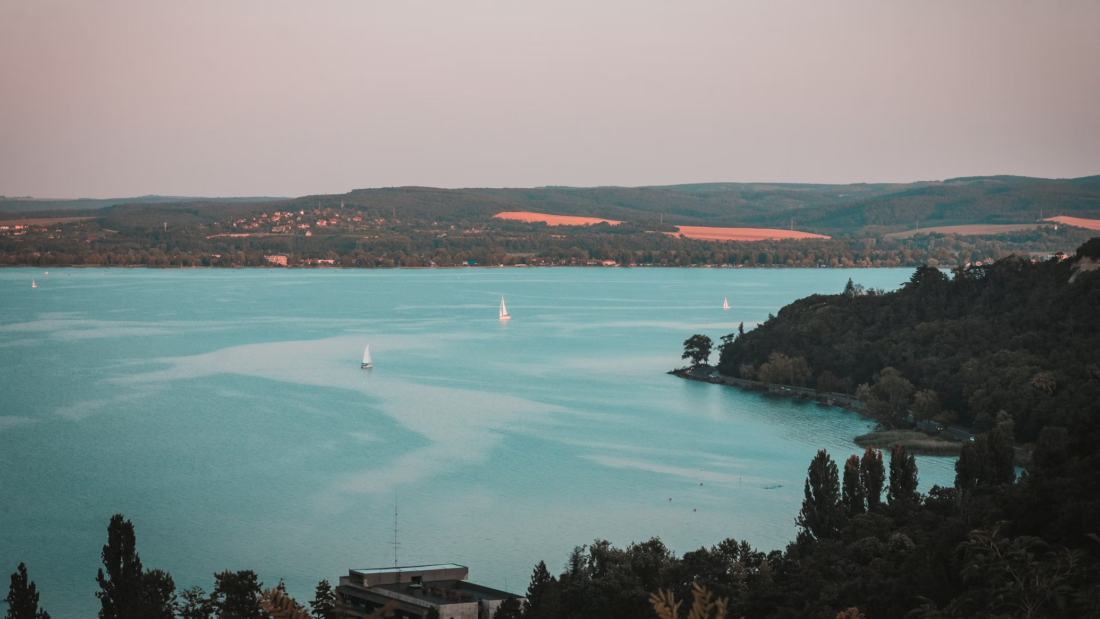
(0, 263), (927, 270)
(668, 368), (967, 458)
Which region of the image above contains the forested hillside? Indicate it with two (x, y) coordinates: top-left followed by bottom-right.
(717, 239), (1100, 444)
(2, 180), (1097, 269)
(5, 175), (1098, 232)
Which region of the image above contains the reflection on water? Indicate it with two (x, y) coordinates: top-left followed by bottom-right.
(0, 267), (953, 618)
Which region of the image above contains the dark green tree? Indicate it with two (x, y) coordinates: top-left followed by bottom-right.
(796, 450), (843, 541)
(309, 580), (336, 619)
(6, 563), (50, 619)
(841, 454), (865, 516)
(211, 570), (264, 619)
(492, 596), (524, 619)
(425, 608), (440, 619)
(524, 560), (560, 619)
(176, 586), (213, 619)
(682, 334), (713, 368)
(955, 434), (993, 493)
(860, 447), (885, 510)
(989, 411), (1016, 486)
(142, 570), (176, 619)
(96, 514), (174, 619)
(887, 443), (919, 505)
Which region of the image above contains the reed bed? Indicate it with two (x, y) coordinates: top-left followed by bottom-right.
(854, 430), (962, 456)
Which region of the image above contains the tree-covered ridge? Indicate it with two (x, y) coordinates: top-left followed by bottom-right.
(717, 239), (1100, 444)
(7, 175), (1100, 232)
(1, 200), (1093, 269)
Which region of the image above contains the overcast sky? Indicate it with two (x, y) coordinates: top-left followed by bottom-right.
(1, 0), (1098, 198)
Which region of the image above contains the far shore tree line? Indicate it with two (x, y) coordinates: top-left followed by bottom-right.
(0, 211), (1090, 270)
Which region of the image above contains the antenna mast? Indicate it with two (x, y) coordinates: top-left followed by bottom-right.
(393, 505), (399, 569)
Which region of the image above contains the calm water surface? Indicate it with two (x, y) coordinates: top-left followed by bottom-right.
(0, 267), (955, 618)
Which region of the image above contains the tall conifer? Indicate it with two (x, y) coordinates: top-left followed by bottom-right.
(859, 447), (885, 510)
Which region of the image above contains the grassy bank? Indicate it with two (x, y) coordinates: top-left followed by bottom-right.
(854, 429), (962, 456)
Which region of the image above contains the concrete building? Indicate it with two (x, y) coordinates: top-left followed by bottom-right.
(336, 564), (523, 619)
(264, 255), (288, 266)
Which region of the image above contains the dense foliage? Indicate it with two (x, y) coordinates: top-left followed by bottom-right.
(717, 240), (1100, 444)
(519, 407), (1100, 618)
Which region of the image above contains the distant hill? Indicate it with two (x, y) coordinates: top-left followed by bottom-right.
(0, 195), (284, 214)
(329, 177), (1100, 234)
(3, 176), (1098, 235)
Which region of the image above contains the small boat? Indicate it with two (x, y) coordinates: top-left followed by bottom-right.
(361, 345), (373, 369)
(722, 297), (730, 310)
(32, 279), (37, 288)
(499, 295), (511, 321)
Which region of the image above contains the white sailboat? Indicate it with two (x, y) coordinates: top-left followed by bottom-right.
(723, 297), (730, 310)
(361, 345), (373, 369)
(499, 295), (511, 321)
(32, 279), (37, 289)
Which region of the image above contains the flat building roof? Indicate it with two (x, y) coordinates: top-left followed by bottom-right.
(351, 564), (466, 575)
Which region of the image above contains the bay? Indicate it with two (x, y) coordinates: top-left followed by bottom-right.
(0, 267), (955, 618)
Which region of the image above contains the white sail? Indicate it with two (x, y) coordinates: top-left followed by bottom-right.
(499, 295), (511, 321)
(32, 279), (37, 288)
(723, 297), (730, 310)
(363, 345), (372, 365)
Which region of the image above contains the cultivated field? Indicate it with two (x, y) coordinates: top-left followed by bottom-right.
(1044, 216), (1100, 231)
(493, 212), (622, 226)
(885, 223), (1050, 239)
(669, 226), (830, 241)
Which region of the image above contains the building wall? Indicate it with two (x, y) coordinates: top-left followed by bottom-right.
(436, 601), (478, 619)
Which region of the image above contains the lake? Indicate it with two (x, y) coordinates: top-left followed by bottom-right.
(0, 267), (956, 618)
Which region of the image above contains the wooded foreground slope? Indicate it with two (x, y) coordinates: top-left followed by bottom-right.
(717, 239), (1100, 444)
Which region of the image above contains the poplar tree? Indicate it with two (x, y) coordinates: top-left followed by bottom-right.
(887, 443), (919, 505)
(842, 454), (865, 516)
(5, 563), (50, 619)
(859, 447), (885, 510)
(96, 515), (147, 619)
(796, 450), (842, 541)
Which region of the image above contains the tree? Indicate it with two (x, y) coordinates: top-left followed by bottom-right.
(212, 570), (264, 619)
(6, 563), (50, 619)
(912, 389), (940, 422)
(887, 443), (918, 505)
(492, 597), (524, 619)
(841, 455), (865, 516)
(958, 525), (1085, 619)
(96, 514), (174, 619)
(682, 335), (713, 368)
(309, 580), (336, 619)
(142, 570), (176, 619)
(989, 411), (1016, 486)
(859, 447), (885, 510)
(177, 586), (213, 619)
(857, 368), (914, 426)
(796, 450), (843, 541)
(756, 352), (789, 385)
(525, 560), (559, 619)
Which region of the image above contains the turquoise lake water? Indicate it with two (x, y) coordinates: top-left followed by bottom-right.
(0, 267), (957, 618)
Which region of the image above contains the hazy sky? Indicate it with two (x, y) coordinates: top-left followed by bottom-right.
(1, 0), (1098, 198)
